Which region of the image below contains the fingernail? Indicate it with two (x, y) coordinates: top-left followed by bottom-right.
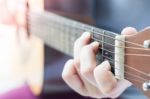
(101, 61), (111, 70)
(121, 27), (137, 35)
(81, 32), (91, 38)
(91, 41), (99, 47)
(91, 41), (100, 53)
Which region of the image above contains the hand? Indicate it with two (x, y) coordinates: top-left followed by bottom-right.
(62, 27), (138, 98)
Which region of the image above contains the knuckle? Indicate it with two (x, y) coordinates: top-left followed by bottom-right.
(93, 66), (102, 76)
(102, 80), (116, 94)
(81, 66), (93, 77)
(81, 45), (90, 54)
(74, 59), (80, 68)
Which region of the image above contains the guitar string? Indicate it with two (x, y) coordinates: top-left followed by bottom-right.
(107, 60), (149, 82)
(124, 77), (146, 84)
(92, 31), (144, 48)
(29, 24), (149, 55)
(96, 58), (148, 83)
(29, 25), (150, 79)
(29, 24), (150, 57)
(93, 38), (150, 52)
(29, 29), (150, 84)
(95, 60), (149, 83)
(102, 55), (150, 79)
(29, 14), (150, 50)
(93, 38), (150, 56)
(110, 66), (148, 82)
(28, 14), (150, 86)
(100, 47), (150, 57)
(125, 72), (148, 82)
(28, 17), (150, 78)
(29, 23), (150, 57)
(103, 58), (150, 84)
(29, 23), (150, 53)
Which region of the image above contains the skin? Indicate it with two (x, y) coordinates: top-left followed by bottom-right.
(62, 27), (138, 98)
(0, 0), (29, 43)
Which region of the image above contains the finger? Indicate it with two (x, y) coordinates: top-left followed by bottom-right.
(94, 61), (117, 94)
(62, 59), (87, 96)
(121, 27), (138, 35)
(80, 41), (99, 86)
(74, 32), (91, 65)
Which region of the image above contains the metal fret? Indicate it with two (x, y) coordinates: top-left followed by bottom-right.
(102, 31), (105, 61)
(28, 11), (117, 67)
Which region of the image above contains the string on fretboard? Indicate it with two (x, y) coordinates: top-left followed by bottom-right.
(28, 11), (150, 84)
(28, 11), (118, 71)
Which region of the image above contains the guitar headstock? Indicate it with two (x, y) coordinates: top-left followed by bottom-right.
(125, 27), (150, 97)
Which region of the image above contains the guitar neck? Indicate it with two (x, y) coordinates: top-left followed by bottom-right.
(28, 11), (117, 58)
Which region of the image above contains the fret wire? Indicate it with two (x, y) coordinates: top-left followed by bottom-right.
(30, 25), (150, 57)
(29, 17), (116, 63)
(59, 17), (63, 52)
(33, 12), (117, 41)
(93, 38), (116, 47)
(29, 25), (150, 81)
(37, 11), (147, 48)
(102, 31), (104, 61)
(61, 25), (64, 54)
(29, 12), (116, 47)
(30, 28), (114, 58)
(28, 12), (150, 79)
(68, 24), (71, 55)
(28, 15), (117, 50)
(30, 22), (114, 53)
(102, 55), (115, 64)
(65, 22), (68, 54)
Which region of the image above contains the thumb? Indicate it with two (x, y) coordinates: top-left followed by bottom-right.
(121, 27), (138, 35)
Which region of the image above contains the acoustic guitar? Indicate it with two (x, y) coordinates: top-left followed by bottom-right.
(28, 10), (150, 98)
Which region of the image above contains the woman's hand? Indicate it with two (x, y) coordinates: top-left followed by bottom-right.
(62, 27), (137, 98)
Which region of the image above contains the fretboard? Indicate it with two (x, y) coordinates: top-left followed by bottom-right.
(28, 11), (117, 66)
